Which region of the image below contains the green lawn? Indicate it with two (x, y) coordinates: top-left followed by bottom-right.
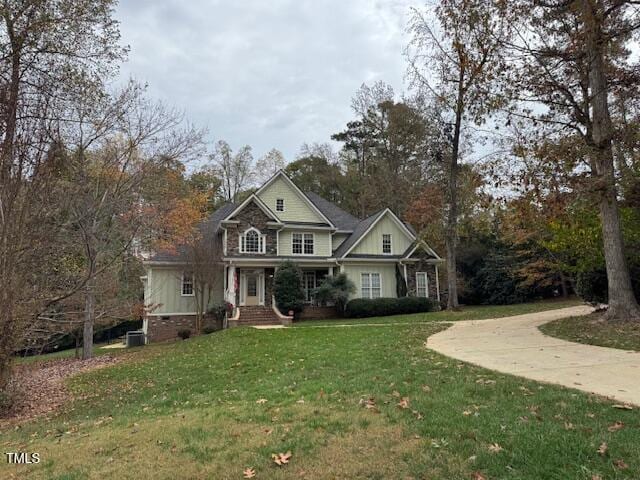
(295, 298), (584, 327)
(540, 312), (640, 352)
(2, 305), (638, 479)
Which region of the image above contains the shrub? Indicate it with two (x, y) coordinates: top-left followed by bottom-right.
(274, 261), (306, 316)
(177, 329), (191, 340)
(575, 266), (640, 304)
(208, 302), (229, 322)
(314, 273), (356, 315)
(345, 296), (436, 318)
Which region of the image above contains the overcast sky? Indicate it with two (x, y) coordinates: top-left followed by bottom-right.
(115, 0), (417, 165)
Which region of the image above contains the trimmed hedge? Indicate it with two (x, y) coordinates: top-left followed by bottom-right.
(345, 296), (436, 318)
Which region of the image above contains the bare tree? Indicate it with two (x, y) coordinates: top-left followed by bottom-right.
(406, 0), (512, 309)
(0, 0), (126, 394)
(60, 83), (204, 359)
(187, 221), (224, 334)
(255, 148), (286, 184)
(212, 140), (254, 203)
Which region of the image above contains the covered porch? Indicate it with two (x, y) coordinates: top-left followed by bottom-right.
(223, 262), (335, 309)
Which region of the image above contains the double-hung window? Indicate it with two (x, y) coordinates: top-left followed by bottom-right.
(382, 234), (392, 254)
(276, 198), (285, 212)
(181, 273), (194, 296)
(416, 272), (428, 298)
(240, 228), (265, 254)
(292, 233), (314, 255)
(361, 273), (381, 299)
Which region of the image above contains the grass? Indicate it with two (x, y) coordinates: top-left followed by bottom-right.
(295, 297), (584, 327)
(540, 312), (640, 351)
(2, 303), (639, 479)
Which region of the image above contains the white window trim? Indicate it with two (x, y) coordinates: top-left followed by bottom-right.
(181, 272), (195, 297)
(291, 232), (315, 256)
(382, 233), (393, 255)
(360, 272), (382, 299)
(276, 198), (285, 212)
(239, 227), (266, 254)
(416, 271), (429, 298)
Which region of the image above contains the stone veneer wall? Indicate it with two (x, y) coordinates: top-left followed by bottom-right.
(225, 201), (278, 256)
(146, 314), (221, 343)
(405, 253), (439, 300)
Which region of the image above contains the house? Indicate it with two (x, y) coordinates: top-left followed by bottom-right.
(141, 170), (443, 341)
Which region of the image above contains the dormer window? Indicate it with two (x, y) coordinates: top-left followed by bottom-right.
(382, 234), (392, 254)
(276, 198), (285, 212)
(240, 227), (265, 254)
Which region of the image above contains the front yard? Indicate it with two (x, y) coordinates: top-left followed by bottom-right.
(540, 312), (640, 352)
(2, 301), (638, 479)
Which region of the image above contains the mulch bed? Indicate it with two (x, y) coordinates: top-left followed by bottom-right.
(1, 355), (120, 426)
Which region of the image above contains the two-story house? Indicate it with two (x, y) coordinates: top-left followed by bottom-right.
(141, 170), (443, 341)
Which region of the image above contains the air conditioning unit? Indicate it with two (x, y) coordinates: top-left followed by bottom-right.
(125, 330), (145, 347)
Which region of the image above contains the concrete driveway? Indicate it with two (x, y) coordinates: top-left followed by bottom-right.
(427, 305), (640, 406)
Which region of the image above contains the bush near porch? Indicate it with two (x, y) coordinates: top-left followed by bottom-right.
(346, 296), (436, 318)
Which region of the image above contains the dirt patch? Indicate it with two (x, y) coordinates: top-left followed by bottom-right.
(1, 355), (120, 426)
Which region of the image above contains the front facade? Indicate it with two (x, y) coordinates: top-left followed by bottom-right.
(142, 170), (443, 341)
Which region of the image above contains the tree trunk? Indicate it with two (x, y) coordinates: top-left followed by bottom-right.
(445, 75), (465, 310)
(82, 283), (95, 360)
(583, 0), (640, 322)
(560, 271), (569, 299)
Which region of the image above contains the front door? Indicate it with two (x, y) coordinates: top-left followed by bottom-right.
(241, 269), (264, 306)
(245, 273), (259, 306)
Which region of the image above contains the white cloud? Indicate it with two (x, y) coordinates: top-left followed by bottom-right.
(115, 0), (415, 164)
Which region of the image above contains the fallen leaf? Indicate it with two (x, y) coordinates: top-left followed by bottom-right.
(471, 472), (487, 480)
(421, 385), (431, 393)
(597, 442), (608, 456)
(263, 428), (273, 435)
(243, 467), (256, 478)
(591, 475), (602, 480)
(613, 404), (633, 410)
(463, 410), (472, 416)
(614, 459), (628, 470)
(607, 421), (624, 432)
(272, 451), (292, 466)
(488, 443), (503, 454)
(256, 399), (268, 405)
(564, 422), (574, 430)
(397, 397), (410, 409)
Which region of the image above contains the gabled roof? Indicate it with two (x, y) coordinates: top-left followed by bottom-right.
(332, 210), (386, 258)
(402, 239), (443, 261)
(255, 170), (336, 228)
(305, 192), (360, 231)
(334, 208), (417, 259)
(222, 193), (281, 223)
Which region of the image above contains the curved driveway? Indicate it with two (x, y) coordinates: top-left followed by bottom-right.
(427, 305), (640, 406)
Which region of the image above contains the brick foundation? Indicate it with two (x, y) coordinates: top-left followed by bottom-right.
(145, 314), (221, 342)
(298, 306), (339, 320)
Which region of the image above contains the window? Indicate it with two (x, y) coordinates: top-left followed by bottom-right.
(416, 272), (428, 298)
(292, 233), (314, 255)
(361, 273), (381, 299)
(181, 273), (194, 296)
(382, 234), (392, 254)
(276, 198), (285, 212)
(240, 228), (265, 254)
